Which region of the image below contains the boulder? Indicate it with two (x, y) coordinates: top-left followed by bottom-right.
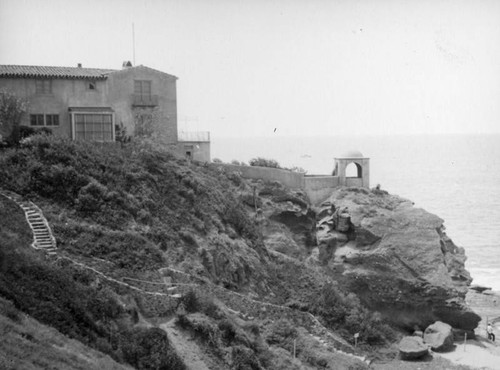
(423, 321), (454, 352)
(399, 336), (429, 360)
(323, 188), (481, 332)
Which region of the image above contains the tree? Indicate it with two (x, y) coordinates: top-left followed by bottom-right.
(0, 91), (28, 145)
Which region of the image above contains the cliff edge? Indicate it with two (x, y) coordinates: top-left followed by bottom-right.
(316, 187), (480, 333)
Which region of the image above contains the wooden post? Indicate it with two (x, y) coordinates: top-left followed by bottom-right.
(293, 339), (296, 358)
(464, 332), (467, 352)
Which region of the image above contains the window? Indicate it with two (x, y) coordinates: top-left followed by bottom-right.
(35, 80), (52, 94)
(134, 80), (151, 98)
(30, 114), (44, 126)
(74, 113), (113, 141)
(87, 81), (96, 90)
(45, 114), (59, 126)
(30, 114), (59, 126)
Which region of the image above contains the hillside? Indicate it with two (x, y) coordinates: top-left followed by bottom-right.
(0, 135), (477, 369)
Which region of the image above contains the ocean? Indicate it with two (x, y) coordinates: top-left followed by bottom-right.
(211, 134), (500, 291)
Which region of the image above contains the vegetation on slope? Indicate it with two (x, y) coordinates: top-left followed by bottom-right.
(0, 134), (397, 369)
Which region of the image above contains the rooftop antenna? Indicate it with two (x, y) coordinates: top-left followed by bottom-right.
(132, 22), (136, 65)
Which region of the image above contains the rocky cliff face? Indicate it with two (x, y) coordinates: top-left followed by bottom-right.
(315, 187), (480, 333)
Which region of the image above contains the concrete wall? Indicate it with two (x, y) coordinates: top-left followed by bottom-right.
(0, 77), (109, 138)
(303, 176), (340, 205)
(106, 66), (178, 144)
(216, 164), (343, 205)
(216, 164), (305, 189)
(178, 141), (211, 162)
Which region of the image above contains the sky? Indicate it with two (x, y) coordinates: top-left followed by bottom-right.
(1, 0), (500, 137)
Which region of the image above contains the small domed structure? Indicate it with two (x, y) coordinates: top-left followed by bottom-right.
(333, 149), (370, 188)
(339, 150), (364, 158)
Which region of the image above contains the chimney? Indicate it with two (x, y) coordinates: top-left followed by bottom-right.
(122, 61), (133, 69)
(77, 63), (82, 68)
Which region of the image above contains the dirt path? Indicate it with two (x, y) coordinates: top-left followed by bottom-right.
(160, 318), (210, 370)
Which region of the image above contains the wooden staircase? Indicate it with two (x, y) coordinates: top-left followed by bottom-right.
(0, 189), (57, 256)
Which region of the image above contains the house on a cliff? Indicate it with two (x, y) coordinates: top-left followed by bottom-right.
(0, 62), (211, 161)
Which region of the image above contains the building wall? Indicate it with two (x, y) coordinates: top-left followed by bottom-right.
(178, 141), (211, 162)
(0, 77), (109, 138)
(218, 164), (369, 205)
(215, 163), (305, 189)
(0, 66), (178, 144)
(106, 66), (178, 145)
(303, 176), (340, 204)
(336, 158), (370, 188)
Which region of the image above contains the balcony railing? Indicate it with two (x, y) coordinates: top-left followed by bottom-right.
(132, 94), (159, 107)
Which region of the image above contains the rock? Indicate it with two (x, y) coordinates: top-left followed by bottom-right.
(423, 321), (454, 352)
(324, 188), (481, 332)
(398, 336), (429, 360)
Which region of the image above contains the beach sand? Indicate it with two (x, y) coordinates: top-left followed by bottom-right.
(435, 289), (500, 370)
(371, 289), (500, 370)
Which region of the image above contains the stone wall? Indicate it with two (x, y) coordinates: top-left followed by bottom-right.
(214, 163), (306, 189)
(215, 164), (339, 205)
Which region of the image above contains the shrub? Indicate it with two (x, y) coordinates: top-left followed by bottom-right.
(231, 345), (262, 370)
(0, 91), (27, 146)
(2, 300), (22, 323)
(178, 289), (219, 318)
(249, 157), (281, 169)
(265, 319), (297, 352)
(177, 313), (221, 347)
(121, 327), (186, 370)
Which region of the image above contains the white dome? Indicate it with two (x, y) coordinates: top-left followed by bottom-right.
(338, 150), (364, 158)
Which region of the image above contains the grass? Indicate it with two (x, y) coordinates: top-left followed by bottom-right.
(0, 296), (131, 370)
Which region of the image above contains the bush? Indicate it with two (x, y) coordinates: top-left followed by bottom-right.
(311, 283), (394, 345)
(177, 313), (221, 347)
(61, 227), (164, 270)
(178, 289), (219, 318)
(249, 157), (281, 169)
(265, 319), (297, 352)
(231, 345), (262, 370)
(121, 327), (186, 370)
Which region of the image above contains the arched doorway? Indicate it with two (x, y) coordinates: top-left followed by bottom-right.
(345, 162), (362, 178)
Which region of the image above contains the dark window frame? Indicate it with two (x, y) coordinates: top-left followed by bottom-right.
(30, 114), (60, 127)
(134, 80), (152, 98)
(86, 80), (97, 90)
(74, 113), (113, 142)
(35, 79), (52, 94)
(30, 114), (45, 126)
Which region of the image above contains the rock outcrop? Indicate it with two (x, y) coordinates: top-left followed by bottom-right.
(398, 336), (429, 360)
(423, 321), (454, 352)
(316, 187), (480, 332)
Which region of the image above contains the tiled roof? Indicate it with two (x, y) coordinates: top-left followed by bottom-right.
(178, 131), (210, 142)
(0, 65), (116, 80)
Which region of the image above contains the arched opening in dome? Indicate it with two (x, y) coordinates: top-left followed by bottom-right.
(345, 162), (362, 178)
